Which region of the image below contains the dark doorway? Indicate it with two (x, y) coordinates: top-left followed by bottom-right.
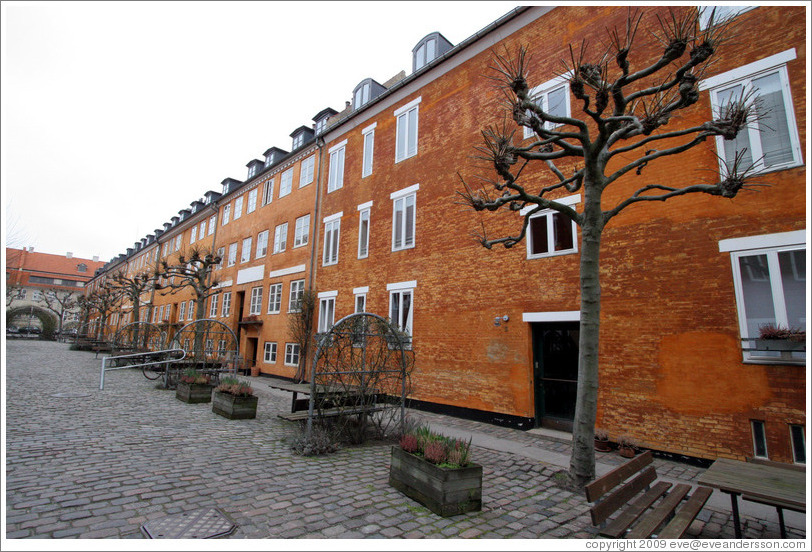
(532, 321), (580, 432)
(246, 337), (258, 375)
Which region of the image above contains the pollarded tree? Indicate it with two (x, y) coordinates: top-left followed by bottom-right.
(459, 8), (763, 489)
(105, 269), (155, 325)
(154, 247), (222, 322)
(86, 285), (123, 340)
(41, 289), (79, 337)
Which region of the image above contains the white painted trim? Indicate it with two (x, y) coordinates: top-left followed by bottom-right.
(520, 193), (581, 216)
(322, 211), (343, 224)
(386, 280), (417, 291)
(719, 230), (805, 252)
(328, 139), (348, 154)
(390, 183), (420, 200)
(236, 266), (264, 285)
(522, 311), (580, 323)
(362, 122), (377, 134)
(357, 201), (373, 211)
(699, 49), (797, 91)
(213, 280), (233, 289)
(393, 96), (422, 117)
(318, 290), (338, 299)
(353, 286), (370, 295)
(267, 264), (306, 279)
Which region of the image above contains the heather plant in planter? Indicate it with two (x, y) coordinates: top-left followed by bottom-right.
(212, 376), (258, 419)
(176, 368), (214, 404)
(755, 324), (806, 351)
(389, 425), (481, 516)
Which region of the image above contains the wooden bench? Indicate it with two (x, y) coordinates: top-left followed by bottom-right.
(278, 405), (385, 422)
(585, 451), (713, 539)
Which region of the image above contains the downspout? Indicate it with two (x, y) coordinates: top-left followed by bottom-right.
(307, 137), (325, 292)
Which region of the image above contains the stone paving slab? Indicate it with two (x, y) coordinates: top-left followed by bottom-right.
(4, 340), (806, 541)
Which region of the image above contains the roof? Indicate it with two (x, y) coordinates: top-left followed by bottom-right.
(6, 248), (105, 280)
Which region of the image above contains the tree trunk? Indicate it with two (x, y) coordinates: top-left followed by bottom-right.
(568, 188), (604, 489)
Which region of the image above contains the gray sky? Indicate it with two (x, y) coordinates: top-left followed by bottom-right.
(2, 0), (517, 262)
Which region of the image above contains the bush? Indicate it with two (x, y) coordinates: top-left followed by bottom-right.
(181, 368), (211, 385)
(216, 376), (253, 397)
(398, 424), (473, 468)
(289, 423), (339, 456)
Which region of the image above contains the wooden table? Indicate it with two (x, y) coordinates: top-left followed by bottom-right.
(697, 458), (805, 538)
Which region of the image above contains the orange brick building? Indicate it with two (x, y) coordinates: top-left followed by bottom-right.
(87, 6), (806, 464)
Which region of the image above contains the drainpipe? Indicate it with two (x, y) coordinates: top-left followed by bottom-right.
(307, 137), (325, 292)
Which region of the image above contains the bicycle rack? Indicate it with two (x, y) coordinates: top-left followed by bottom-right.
(99, 348), (187, 390)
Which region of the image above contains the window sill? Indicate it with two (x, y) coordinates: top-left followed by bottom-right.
(527, 248), (577, 260)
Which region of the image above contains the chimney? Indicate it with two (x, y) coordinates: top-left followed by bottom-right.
(66, 252), (73, 258)
(93, 256), (99, 262)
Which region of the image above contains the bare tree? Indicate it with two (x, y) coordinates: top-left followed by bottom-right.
(105, 269), (155, 325)
(86, 285), (123, 340)
(6, 285), (24, 308)
(288, 289), (317, 382)
(154, 247), (222, 322)
(41, 290), (79, 337)
(460, 8), (760, 489)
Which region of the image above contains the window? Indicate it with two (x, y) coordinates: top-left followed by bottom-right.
(241, 237), (252, 263)
(209, 294), (219, 318)
(323, 216), (341, 266)
(294, 215), (310, 248)
(391, 186), (417, 251)
(205, 339), (213, 354)
(174, 234), (182, 252)
(187, 300), (195, 320)
(300, 155), (315, 187)
(179, 301), (186, 321)
(523, 194), (579, 259)
(280, 168), (294, 198)
(247, 188), (258, 213)
(234, 196), (243, 220)
(699, 6), (755, 30)
(256, 230), (269, 258)
(790, 425), (805, 464)
(358, 205), (371, 258)
(523, 77), (570, 139)
(32, 290), (42, 301)
(285, 343), (300, 366)
(222, 204), (231, 225)
(208, 215), (216, 234)
(162, 242), (169, 257)
(289, 279), (305, 312)
(720, 231), (805, 364)
(415, 38), (436, 70)
(268, 283), (283, 314)
(249, 287), (262, 315)
(216, 246), (225, 270)
(264, 342), (278, 364)
(190, 227), (197, 244)
(262, 179), (274, 206)
(248, 164), (257, 179)
(354, 289), (367, 313)
(77, 263), (87, 273)
(354, 82), (370, 109)
(274, 223), (288, 254)
(328, 141), (346, 192)
(362, 124), (375, 177)
(199, 220), (206, 238)
(292, 133), (303, 150)
(701, 50), (802, 175)
(751, 420), (768, 458)
(395, 97), (420, 162)
(389, 283), (415, 338)
(227, 243), (238, 266)
(315, 118), (326, 135)
(318, 294), (336, 333)
(222, 292), (231, 317)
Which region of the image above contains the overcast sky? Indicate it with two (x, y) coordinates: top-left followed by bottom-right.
(2, 0), (517, 263)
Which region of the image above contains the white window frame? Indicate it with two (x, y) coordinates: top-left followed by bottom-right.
(262, 179), (274, 206)
(187, 300), (195, 320)
(264, 342), (278, 364)
(274, 223), (288, 254)
(523, 76), (571, 139)
(318, 291), (337, 334)
(300, 155), (315, 187)
(222, 204), (231, 225)
(209, 294), (219, 318)
(256, 230), (269, 258)
(221, 291), (231, 317)
(362, 123), (376, 177)
(288, 279), (305, 313)
(395, 97), (421, 163)
(190, 226), (197, 244)
(233, 196), (243, 220)
(387, 281), (416, 340)
(698, 5), (756, 30)
(700, 49), (802, 176)
(227, 243), (237, 267)
(358, 201), (372, 259)
(294, 215), (310, 248)
(391, 185), (418, 252)
(268, 283), (283, 314)
(247, 188), (258, 214)
(174, 234), (182, 252)
(280, 168), (294, 198)
(751, 420), (769, 459)
(216, 247), (225, 270)
(199, 220), (206, 239)
(323, 212), (342, 266)
(178, 301), (186, 321)
(522, 193), (580, 260)
(241, 237), (252, 264)
(354, 286), (369, 314)
(249, 286), (262, 315)
(328, 140), (347, 192)
(284, 343), (300, 367)
(208, 215), (216, 235)
(719, 230), (806, 365)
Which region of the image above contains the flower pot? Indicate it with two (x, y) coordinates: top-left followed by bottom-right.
(594, 438), (612, 452)
(176, 381), (213, 404)
(619, 445), (636, 458)
(388, 446), (482, 517)
(212, 390), (258, 420)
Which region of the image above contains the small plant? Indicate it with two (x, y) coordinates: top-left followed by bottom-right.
(216, 376), (253, 397)
(594, 428), (609, 441)
(180, 368), (211, 385)
(423, 441), (448, 464)
(618, 435), (636, 449)
(758, 324), (806, 342)
(398, 425), (473, 468)
(399, 433), (419, 453)
(289, 423), (339, 456)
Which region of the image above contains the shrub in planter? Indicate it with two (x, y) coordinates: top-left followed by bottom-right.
(176, 368), (213, 404)
(594, 428), (612, 452)
(389, 425), (481, 517)
(618, 435), (637, 458)
(755, 324), (806, 351)
(212, 376), (257, 419)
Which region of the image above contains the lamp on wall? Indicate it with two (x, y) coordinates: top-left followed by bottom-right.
(494, 315), (509, 327)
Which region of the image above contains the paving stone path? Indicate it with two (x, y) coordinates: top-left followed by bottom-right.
(4, 340), (805, 540)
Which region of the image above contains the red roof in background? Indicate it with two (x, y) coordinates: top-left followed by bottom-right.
(6, 248), (106, 285)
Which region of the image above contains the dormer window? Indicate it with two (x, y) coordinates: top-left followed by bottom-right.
(77, 263), (87, 273)
(265, 153), (275, 166)
(415, 39), (435, 70)
(412, 32), (453, 73)
(354, 82), (370, 109)
(352, 79), (385, 111)
(248, 165), (257, 179)
(315, 118), (326, 135)
(292, 134), (303, 150)
(312, 107), (338, 136)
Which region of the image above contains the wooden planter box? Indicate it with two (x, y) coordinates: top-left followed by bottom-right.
(176, 382), (213, 404)
(388, 446), (482, 517)
(212, 390), (258, 420)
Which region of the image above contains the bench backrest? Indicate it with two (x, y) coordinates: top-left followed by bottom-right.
(584, 450), (656, 524)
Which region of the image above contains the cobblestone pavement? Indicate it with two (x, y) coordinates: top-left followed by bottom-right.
(4, 341), (806, 541)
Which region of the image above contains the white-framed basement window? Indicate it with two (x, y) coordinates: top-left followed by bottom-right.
(719, 230), (806, 365)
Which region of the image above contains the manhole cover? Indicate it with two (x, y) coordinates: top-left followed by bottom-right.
(51, 392), (92, 398)
(141, 508), (237, 539)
